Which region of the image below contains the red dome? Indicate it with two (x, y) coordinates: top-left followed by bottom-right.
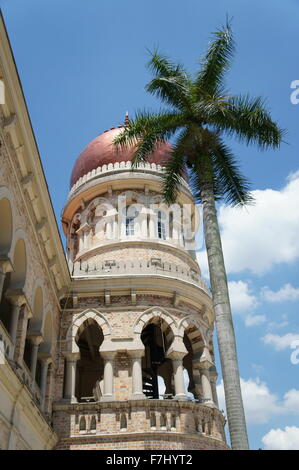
(70, 126), (173, 188)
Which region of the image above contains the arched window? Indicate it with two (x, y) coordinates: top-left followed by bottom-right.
(150, 413), (156, 429)
(160, 413), (167, 430)
(157, 211), (166, 240)
(125, 216), (135, 236)
(171, 414), (176, 430)
(120, 413), (127, 431)
(79, 416), (86, 432)
(90, 415), (97, 432)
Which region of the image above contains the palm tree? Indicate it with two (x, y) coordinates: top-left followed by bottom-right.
(114, 22), (283, 450)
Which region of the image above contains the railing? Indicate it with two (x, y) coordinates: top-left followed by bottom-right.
(68, 160), (190, 199)
(71, 259), (211, 295)
(18, 360), (43, 407)
(53, 399), (226, 444)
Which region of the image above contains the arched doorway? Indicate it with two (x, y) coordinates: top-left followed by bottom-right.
(75, 319), (104, 401)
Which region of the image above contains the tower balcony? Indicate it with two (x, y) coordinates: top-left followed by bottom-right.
(70, 258), (211, 296)
(53, 399), (228, 450)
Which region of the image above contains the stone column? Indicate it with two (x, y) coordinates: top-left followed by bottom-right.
(199, 365), (214, 406)
(172, 355), (188, 400)
(166, 341), (188, 401)
(129, 350), (145, 400)
(39, 355), (52, 410)
(139, 209), (148, 240)
(5, 292), (28, 348)
(64, 352), (80, 402)
(148, 209), (157, 239)
(13, 304), (32, 364)
(101, 351), (116, 401)
(0, 256), (13, 301)
(28, 333), (43, 381)
(210, 370), (219, 408)
(197, 346), (215, 407)
(9, 301), (23, 345)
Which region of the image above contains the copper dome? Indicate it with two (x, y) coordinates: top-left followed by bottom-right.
(70, 126), (173, 188)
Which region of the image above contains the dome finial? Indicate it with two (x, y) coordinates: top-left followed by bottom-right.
(124, 111), (130, 127)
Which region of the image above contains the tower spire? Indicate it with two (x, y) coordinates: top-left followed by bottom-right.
(124, 111), (130, 127)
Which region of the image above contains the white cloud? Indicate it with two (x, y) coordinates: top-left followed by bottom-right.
(245, 315), (266, 327)
(262, 426), (299, 450)
(217, 378), (299, 425)
(208, 172), (299, 275)
(262, 333), (299, 351)
(228, 280), (258, 313)
(217, 377), (282, 425)
(283, 389), (299, 412)
(261, 283), (299, 302)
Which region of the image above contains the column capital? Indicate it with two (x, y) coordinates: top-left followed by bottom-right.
(5, 289), (28, 308)
(27, 330), (43, 346)
(0, 255), (14, 274)
(64, 351), (80, 362)
(198, 360), (214, 371)
(127, 349), (145, 359)
(38, 352), (53, 365)
(101, 350), (117, 360)
(209, 368), (218, 382)
(166, 338), (188, 361)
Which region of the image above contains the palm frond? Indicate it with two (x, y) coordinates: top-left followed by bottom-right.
(161, 126), (193, 204)
(211, 139), (254, 206)
(146, 51), (192, 110)
(211, 94), (285, 149)
(113, 109), (186, 166)
(195, 20), (234, 98)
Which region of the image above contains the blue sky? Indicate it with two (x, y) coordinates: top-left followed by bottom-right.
(1, 0), (298, 450)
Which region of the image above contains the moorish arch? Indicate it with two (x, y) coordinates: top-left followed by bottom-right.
(65, 309), (112, 354)
(9, 234), (27, 290)
(134, 307), (177, 399)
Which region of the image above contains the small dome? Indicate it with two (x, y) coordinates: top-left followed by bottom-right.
(70, 126), (173, 188)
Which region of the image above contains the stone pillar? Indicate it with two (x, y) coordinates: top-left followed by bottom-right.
(13, 305), (32, 364)
(210, 370), (219, 408)
(148, 209), (157, 239)
(28, 333), (43, 381)
(5, 292), (29, 351)
(40, 355), (52, 410)
(64, 352), (80, 402)
(9, 301), (23, 345)
(45, 362), (55, 415)
(0, 256), (13, 301)
(129, 350), (145, 400)
(172, 355), (188, 400)
(166, 341), (188, 401)
(101, 351), (116, 401)
(197, 346), (215, 407)
(199, 365), (214, 406)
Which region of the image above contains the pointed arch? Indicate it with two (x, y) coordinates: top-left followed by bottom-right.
(133, 306), (177, 337)
(65, 309), (111, 353)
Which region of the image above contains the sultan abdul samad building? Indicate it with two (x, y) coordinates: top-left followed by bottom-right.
(0, 15), (228, 450)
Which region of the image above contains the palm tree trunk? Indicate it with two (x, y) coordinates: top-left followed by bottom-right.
(200, 185), (249, 450)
